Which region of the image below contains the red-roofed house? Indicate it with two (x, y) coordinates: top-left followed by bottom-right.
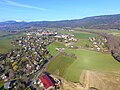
(40, 74), (55, 90)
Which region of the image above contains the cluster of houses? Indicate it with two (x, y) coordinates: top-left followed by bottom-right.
(56, 47), (65, 52)
(89, 37), (108, 52)
(55, 34), (77, 48)
(26, 30), (57, 37)
(0, 31), (57, 90)
(54, 34), (70, 39)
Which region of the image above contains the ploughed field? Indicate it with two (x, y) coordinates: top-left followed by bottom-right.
(46, 30), (120, 83)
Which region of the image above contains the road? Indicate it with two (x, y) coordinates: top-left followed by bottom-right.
(36, 47), (68, 78)
(30, 52), (60, 88)
(36, 52), (60, 78)
(31, 46), (68, 88)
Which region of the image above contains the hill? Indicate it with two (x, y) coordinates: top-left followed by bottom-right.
(1, 14), (120, 30)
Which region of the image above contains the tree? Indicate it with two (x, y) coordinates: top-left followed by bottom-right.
(13, 65), (18, 71)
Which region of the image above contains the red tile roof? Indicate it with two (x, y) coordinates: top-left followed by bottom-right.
(40, 74), (54, 89)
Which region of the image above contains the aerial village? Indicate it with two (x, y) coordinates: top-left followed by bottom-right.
(0, 29), (108, 90)
(0, 30), (76, 90)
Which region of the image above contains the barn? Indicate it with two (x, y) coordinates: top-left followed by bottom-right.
(40, 74), (55, 90)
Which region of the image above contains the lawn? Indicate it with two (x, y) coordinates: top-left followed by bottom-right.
(47, 42), (65, 56)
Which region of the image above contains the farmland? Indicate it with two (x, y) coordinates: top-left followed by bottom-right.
(0, 31), (24, 53)
(0, 38), (14, 53)
(64, 49), (120, 82)
(47, 42), (65, 56)
(46, 30), (120, 83)
(72, 32), (96, 39)
(46, 53), (75, 77)
(0, 29), (120, 89)
(60, 30), (97, 39)
(82, 28), (120, 37)
(46, 47), (120, 82)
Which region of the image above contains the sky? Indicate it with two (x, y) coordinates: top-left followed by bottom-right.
(0, 0), (120, 22)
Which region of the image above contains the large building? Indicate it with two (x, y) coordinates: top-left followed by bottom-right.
(40, 74), (55, 90)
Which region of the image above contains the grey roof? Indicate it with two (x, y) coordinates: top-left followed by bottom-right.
(4, 82), (11, 89)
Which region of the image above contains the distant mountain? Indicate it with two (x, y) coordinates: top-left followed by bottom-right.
(0, 20), (25, 24)
(1, 14), (120, 30)
(0, 20), (27, 30)
(1, 20), (18, 24)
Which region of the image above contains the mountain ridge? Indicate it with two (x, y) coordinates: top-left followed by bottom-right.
(1, 14), (120, 30)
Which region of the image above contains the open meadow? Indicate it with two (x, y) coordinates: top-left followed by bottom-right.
(0, 31), (24, 53)
(47, 42), (65, 56)
(64, 49), (120, 82)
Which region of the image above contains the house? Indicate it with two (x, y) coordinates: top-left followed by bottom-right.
(4, 80), (17, 89)
(97, 47), (101, 51)
(4, 82), (11, 89)
(93, 42), (97, 45)
(40, 74), (55, 90)
(1, 74), (7, 80)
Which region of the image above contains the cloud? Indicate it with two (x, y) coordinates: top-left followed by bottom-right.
(0, 0), (48, 11)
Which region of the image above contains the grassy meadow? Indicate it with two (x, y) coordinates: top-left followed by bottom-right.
(72, 32), (96, 39)
(59, 30), (97, 39)
(64, 49), (120, 82)
(0, 31), (24, 53)
(47, 42), (65, 56)
(46, 53), (75, 77)
(0, 38), (14, 53)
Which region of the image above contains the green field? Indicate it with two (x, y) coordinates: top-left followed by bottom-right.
(0, 31), (10, 37)
(72, 32), (97, 39)
(47, 42), (65, 56)
(0, 31), (24, 54)
(77, 28), (120, 37)
(59, 30), (97, 48)
(0, 38), (14, 53)
(75, 39), (93, 48)
(59, 30), (97, 39)
(64, 49), (120, 82)
(46, 48), (120, 82)
(46, 53), (75, 77)
(46, 30), (120, 83)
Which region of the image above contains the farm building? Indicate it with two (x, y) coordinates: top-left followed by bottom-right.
(40, 74), (55, 90)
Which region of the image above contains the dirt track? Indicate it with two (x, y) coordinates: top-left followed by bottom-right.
(80, 70), (120, 90)
(52, 70), (120, 90)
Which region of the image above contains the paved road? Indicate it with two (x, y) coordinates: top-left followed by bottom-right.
(31, 46), (68, 88)
(30, 52), (60, 88)
(36, 52), (60, 78)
